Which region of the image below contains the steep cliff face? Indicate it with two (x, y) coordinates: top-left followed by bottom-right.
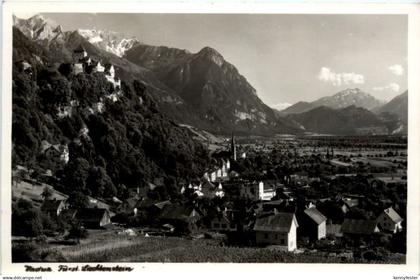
(126, 44), (302, 135)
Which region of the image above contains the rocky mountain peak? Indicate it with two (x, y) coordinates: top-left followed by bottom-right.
(336, 88), (363, 96)
(195, 46), (225, 66)
(77, 28), (139, 57)
(13, 14), (63, 42)
(314, 88), (385, 110)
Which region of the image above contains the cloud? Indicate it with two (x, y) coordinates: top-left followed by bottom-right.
(388, 64), (404, 76)
(318, 67), (365, 86)
(373, 83), (400, 93)
(271, 103), (292, 111)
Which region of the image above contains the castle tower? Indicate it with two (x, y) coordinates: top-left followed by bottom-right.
(72, 44), (87, 63)
(231, 133), (237, 161)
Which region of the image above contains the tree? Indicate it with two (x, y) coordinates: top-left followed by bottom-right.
(12, 199), (43, 237)
(41, 186), (53, 200)
(68, 222), (88, 243)
(67, 192), (89, 209)
(12, 169), (26, 187)
(86, 166), (116, 198)
(63, 157), (90, 192)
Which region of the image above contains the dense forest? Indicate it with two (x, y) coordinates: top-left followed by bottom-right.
(12, 27), (210, 201)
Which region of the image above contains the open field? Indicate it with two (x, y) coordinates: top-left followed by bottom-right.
(351, 158), (398, 168)
(13, 229), (405, 264)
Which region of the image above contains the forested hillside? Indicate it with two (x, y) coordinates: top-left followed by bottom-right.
(12, 27), (209, 201)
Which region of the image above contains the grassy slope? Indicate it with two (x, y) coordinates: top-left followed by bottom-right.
(16, 229), (405, 264)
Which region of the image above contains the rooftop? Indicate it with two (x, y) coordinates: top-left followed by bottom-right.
(254, 212), (298, 233)
(341, 219), (378, 235)
(304, 207), (327, 225)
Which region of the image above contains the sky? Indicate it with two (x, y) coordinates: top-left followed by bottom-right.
(16, 13), (407, 109)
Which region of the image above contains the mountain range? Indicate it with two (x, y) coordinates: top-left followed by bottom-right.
(13, 14), (302, 136)
(13, 14), (407, 136)
(280, 88), (385, 115)
(287, 105), (387, 135)
(286, 91), (407, 135)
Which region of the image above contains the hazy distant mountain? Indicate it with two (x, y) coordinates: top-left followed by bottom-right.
(280, 88), (385, 115)
(375, 91), (408, 134)
(312, 88), (385, 110)
(377, 91), (408, 123)
(287, 105), (389, 135)
(279, 101), (315, 115)
(271, 102), (292, 112)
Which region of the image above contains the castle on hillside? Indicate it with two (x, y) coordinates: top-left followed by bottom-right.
(72, 44), (121, 90)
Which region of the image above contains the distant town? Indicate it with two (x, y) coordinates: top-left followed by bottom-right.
(12, 130), (407, 263)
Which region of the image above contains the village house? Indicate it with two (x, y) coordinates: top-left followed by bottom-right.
(341, 219), (380, 236)
(159, 204), (202, 234)
(210, 209), (239, 232)
(260, 200), (285, 213)
(334, 196), (359, 214)
(40, 140), (69, 164)
(15, 60), (33, 75)
(135, 199), (171, 220)
(376, 207), (403, 233)
(203, 159), (231, 182)
(254, 212), (299, 251)
(87, 197), (111, 211)
(240, 181), (276, 201)
(74, 208), (111, 229)
(298, 207), (327, 240)
(117, 197), (141, 216)
(199, 180), (225, 198)
(41, 198), (67, 217)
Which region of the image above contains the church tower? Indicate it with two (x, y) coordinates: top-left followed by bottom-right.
(231, 133), (237, 161)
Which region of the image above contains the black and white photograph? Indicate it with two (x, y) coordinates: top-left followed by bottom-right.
(2, 2), (419, 274)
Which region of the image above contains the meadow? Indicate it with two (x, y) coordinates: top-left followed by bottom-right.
(13, 229), (405, 263)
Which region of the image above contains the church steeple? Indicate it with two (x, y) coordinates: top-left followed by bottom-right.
(231, 133), (237, 161)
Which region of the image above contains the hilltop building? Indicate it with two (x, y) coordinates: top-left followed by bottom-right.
(72, 44), (88, 62)
(71, 45), (120, 90)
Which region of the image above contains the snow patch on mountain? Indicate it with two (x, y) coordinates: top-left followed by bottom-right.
(77, 29), (139, 57)
(271, 102), (292, 111)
